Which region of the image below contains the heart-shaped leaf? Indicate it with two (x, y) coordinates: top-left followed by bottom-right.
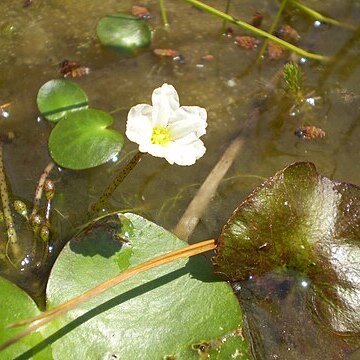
(1, 214), (250, 359)
(0, 277), (52, 359)
(37, 80), (88, 122)
(96, 13), (151, 55)
(48, 109), (124, 169)
(213, 162), (360, 357)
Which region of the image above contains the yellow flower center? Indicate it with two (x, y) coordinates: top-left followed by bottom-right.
(151, 127), (170, 145)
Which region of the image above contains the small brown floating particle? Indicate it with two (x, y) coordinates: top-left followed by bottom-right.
(153, 49), (179, 57)
(59, 60), (90, 78)
(223, 27), (234, 37)
(201, 54), (214, 61)
(131, 6), (151, 19)
(267, 41), (285, 60)
(235, 36), (260, 49)
(276, 24), (300, 43)
(294, 126), (326, 140)
(251, 11), (263, 28)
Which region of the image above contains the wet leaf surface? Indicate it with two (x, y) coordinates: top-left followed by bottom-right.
(214, 162), (360, 358)
(48, 109), (124, 169)
(96, 13), (151, 55)
(0, 277), (52, 359)
(1, 214), (250, 359)
(36, 79), (88, 122)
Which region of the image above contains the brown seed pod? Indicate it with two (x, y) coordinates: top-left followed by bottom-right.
(40, 225), (50, 242)
(294, 126), (326, 140)
(44, 179), (55, 200)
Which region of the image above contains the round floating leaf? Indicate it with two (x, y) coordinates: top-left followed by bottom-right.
(0, 277), (52, 359)
(48, 109), (124, 169)
(46, 213), (250, 359)
(96, 13), (151, 55)
(37, 79), (88, 122)
(213, 162), (360, 356)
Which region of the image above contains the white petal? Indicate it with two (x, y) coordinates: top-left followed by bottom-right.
(126, 104), (153, 145)
(168, 106), (207, 144)
(151, 84), (180, 127)
(139, 143), (169, 160)
(163, 139), (206, 166)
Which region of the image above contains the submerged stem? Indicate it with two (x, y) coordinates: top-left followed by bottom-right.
(1, 239), (216, 351)
(257, 0), (288, 61)
(289, 0), (356, 30)
(159, 0), (169, 27)
(0, 143), (20, 257)
(221, 0), (231, 33)
(182, 0), (331, 61)
(91, 151), (143, 213)
(30, 161), (55, 220)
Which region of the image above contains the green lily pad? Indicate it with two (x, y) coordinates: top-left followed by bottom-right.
(0, 214), (250, 359)
(37, 79), (88, 122)
(0, 277), (52, 359)
(48, 109), (124, 169)
(47, 213), (249, 359)
(213, 162), (360, 357)
(96, 13), (151, 55)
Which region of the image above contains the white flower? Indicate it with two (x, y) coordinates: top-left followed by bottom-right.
(126, 83), (207, 166)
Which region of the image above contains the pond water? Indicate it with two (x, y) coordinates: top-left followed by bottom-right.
(1, 0), (359, 358)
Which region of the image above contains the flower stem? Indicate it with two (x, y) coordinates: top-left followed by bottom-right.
(159, 0), (169, 28)
(181, 0), (331, 61)
(1, 239), (217, 351)
(30, 161), (55, 220)
(289, 0), (356, 30)
(0, 143), (20, 258)
(91, 151), (144, 213)
(257, 0), (289, 61)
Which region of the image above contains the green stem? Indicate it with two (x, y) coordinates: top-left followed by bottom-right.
(181, 0), (331, 61)
(0, 143), (20, 257)
(257, 0), (289, 61)
(221, 0), (231, 33)
(91, 151), (144, 213)
(159, 0), (169, 27)
(289, 0), (356, 31)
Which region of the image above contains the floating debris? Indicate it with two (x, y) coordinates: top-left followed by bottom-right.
(131, 5), (151, 20)
(251, 11), (263, 28)
(59, 60), (90, 78)
(23, 0), (33, 8)
(201, 54), (214, 61)
(267, 41), (285, 60)
(153, 49), (185, 63)
(223, 27), (234, 37)
(235, 36), (260, 49)
(0, 102), (11, 119)
(276, 24), (301, 43)
(0, 131), (15, 143)
(295, 126), (326, 140)
(153, 49), (179, 57)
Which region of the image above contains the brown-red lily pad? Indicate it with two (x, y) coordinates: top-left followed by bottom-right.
(213, 162), (360, 356)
